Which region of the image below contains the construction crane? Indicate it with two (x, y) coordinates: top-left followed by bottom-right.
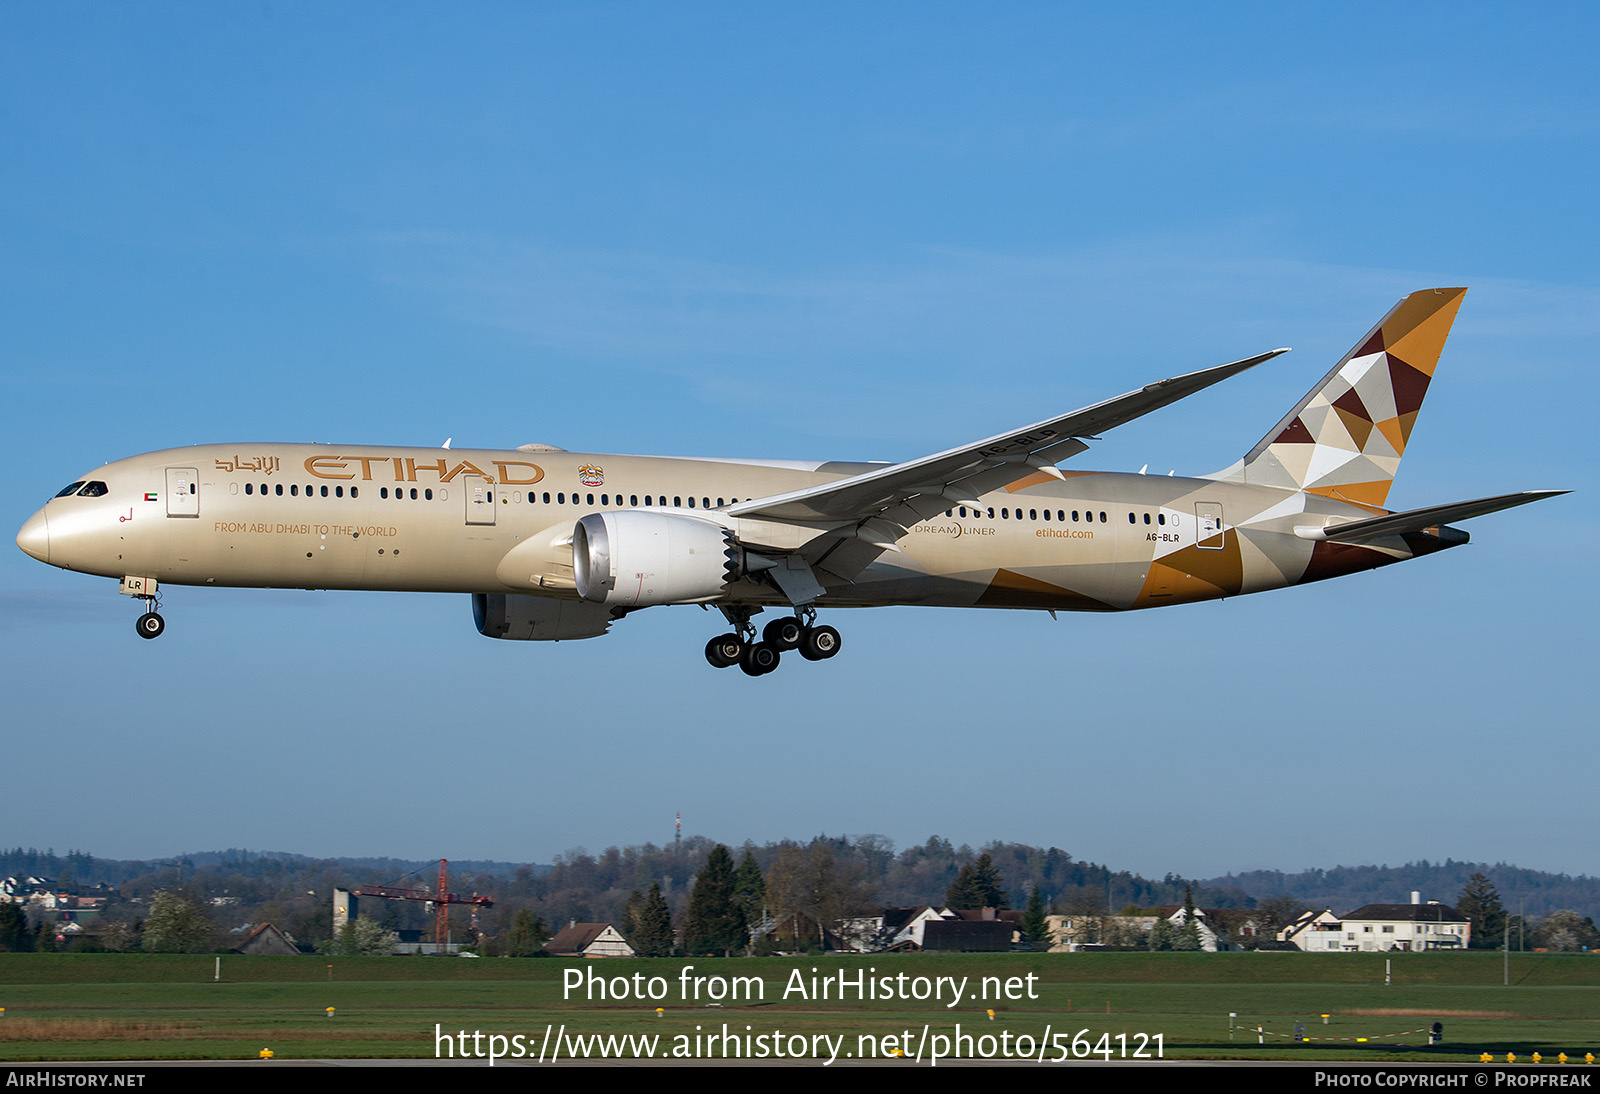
(352, 859), (494, 949)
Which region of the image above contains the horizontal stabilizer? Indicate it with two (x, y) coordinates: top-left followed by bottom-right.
(1297, 490), (1568, 543)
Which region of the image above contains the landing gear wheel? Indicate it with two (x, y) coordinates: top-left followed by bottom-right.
(762, 616), (804, 651)
(705, 633), (744, 668)
(136, 612), (166, 640)
(739, 641), (780, 677)
(798, 624), (841, 661)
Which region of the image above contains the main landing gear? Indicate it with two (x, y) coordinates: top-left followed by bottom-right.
(704, 606), (841, 676)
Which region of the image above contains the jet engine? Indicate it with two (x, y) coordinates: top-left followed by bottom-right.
(472, 592), (616, 641)
(572, 510), (742, 607)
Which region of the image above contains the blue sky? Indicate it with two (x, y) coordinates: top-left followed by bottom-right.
(3, 4), (1593, 883)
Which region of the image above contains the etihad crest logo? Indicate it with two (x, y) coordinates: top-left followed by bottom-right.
(579, 465), (605, 488)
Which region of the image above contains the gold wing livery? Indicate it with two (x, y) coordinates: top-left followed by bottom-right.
(16, 290), (1565, 676)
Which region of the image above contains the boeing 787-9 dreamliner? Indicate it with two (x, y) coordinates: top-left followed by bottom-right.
(17, 289), (1564, 676)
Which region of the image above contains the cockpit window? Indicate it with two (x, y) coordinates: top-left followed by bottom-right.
(55, 481), (86, 498)
(77, 481), (110, 497)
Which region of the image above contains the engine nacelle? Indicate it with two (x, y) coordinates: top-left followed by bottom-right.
(472, 593), (615, 641)
(572, 510), (734, 607)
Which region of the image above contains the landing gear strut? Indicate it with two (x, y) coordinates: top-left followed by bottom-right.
(703, 606), (841, 675)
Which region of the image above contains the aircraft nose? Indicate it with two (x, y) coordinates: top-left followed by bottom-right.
(17, 508), (48, 564)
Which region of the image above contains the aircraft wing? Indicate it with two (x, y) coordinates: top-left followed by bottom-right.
(729, 348), (1287, 586)
(731, 349), (1285, 524)
(1302, 490), (1569, 543)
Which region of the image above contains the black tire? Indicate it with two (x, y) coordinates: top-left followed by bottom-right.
(739, 641), (780, 677)
(705, 633), (743, 668)
(762, 616), (804, 651)
(799, 624), (841, 661)
(136, 612), (165, 640)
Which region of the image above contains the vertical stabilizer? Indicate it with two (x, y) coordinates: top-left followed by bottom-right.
(1217, 288), (1467, 507)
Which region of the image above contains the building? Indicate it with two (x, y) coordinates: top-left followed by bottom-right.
(544, 922), (635, 958)
(1280, 893), (1470, 952)
(1279, 909), (1345, 951)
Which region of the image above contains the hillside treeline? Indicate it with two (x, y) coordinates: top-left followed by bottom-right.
(3, 839), (1595, 955)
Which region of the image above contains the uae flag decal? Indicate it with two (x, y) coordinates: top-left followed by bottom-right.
(145, 492), (158, 501)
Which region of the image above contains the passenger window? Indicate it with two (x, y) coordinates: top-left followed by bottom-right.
(425, 489), (433, 500)
(275, 484), (284, 496)
(291, 485), (299, 496)
(321, 485), (329, 498)
(410, 488), (418, 500)
(245, 483), (254, 495)
(381, 488), (389, 499)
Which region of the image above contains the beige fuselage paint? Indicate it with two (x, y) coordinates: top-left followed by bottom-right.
(31, 442), (1435, 614)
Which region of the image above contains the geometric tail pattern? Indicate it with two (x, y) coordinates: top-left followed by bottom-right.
(1236, 287), (1467, 508)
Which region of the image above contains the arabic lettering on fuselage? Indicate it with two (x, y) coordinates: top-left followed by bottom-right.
(213, 455), (282, 475)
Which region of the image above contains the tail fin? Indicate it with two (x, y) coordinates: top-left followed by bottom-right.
(1217, 287), (1467, 508)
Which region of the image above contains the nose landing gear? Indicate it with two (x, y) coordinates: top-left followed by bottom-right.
(120, 576), (166, 639)
(135, 608), (165, 639)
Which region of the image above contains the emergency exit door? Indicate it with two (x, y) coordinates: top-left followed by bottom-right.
(464, 475), (496, 525)
(1195, 502), (1224, 549)
(165, 468), (199, 517)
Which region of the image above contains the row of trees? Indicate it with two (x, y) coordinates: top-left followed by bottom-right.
(1458, 873), (1600, 951)
(623, 846), (767, 955)
(625, 844), (1058, 955)
(0, 890), (214, 954)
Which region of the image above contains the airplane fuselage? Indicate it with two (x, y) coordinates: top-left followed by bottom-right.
(19, 441), (1449, 614)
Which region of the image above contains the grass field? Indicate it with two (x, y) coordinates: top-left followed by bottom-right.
(0, 951), (1595, 1063)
